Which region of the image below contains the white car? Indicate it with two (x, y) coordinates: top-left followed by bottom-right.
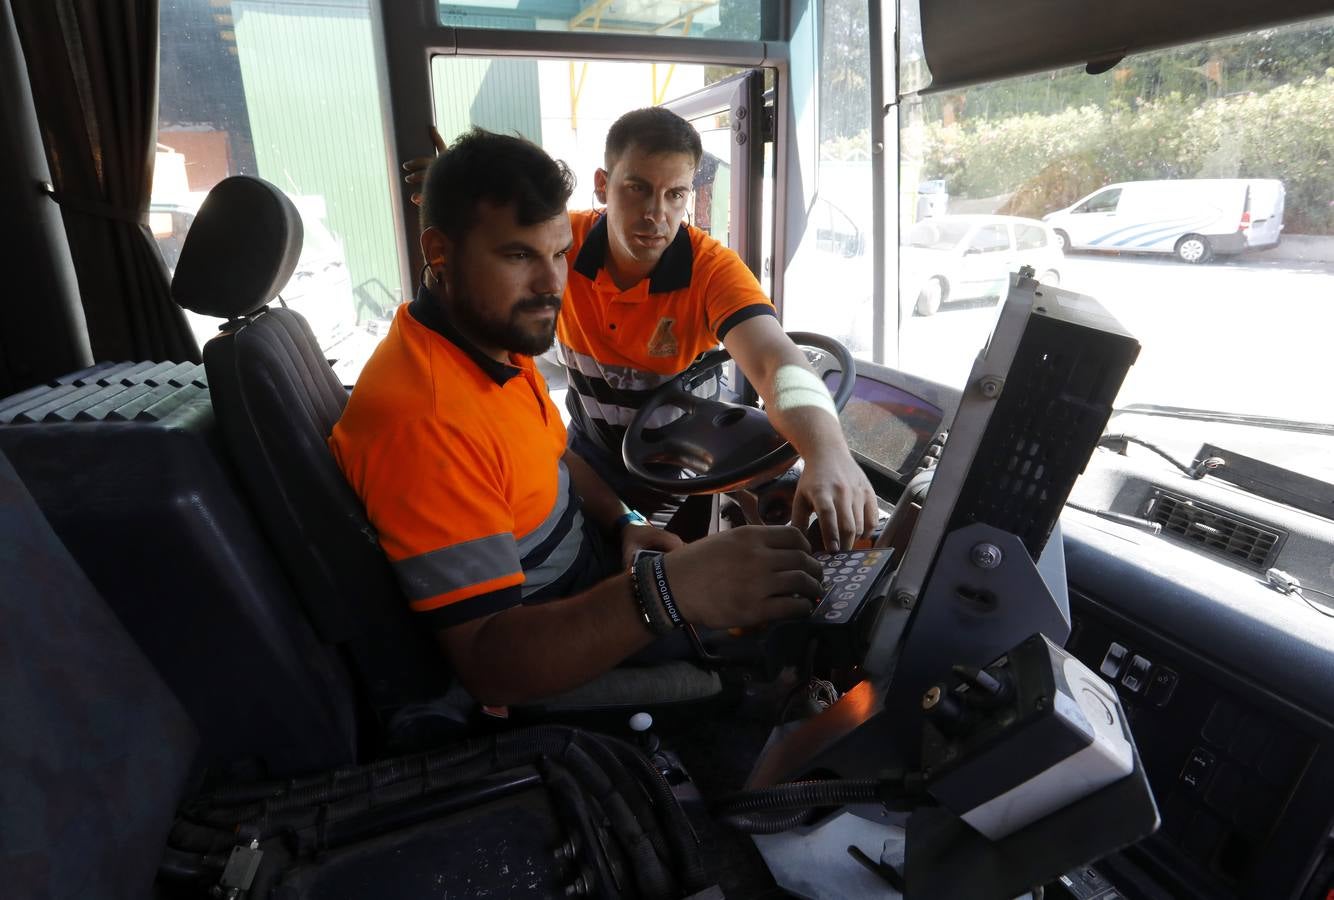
(901, 214), (1065, 316)
(1042, 178), (1285, 263)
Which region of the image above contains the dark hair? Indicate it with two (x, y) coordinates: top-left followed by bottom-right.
(604, 107), (703, 172)
(419, 128), (575, 239)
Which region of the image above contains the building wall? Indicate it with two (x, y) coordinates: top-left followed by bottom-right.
(233, 0), (400, 320)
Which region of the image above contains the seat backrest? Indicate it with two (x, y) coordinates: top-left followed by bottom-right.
(172, 176), (449, 715)
(0, 448), (198, 899)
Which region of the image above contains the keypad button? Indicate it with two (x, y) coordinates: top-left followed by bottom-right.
(824, 611), (842, 620)
(1180, 747), (1216, 791)
(832, 601), (849, 610)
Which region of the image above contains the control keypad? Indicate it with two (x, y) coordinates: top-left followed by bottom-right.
(810, 548), (894, 624)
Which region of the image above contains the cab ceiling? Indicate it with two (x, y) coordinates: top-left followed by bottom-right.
(919, 0), (1334, 91)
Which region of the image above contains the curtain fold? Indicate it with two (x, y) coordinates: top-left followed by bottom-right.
(14, 0), (200, 363)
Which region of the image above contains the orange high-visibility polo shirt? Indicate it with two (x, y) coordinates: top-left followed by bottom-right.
(330, 288), (595, 629)
(555, 209), (776, 455)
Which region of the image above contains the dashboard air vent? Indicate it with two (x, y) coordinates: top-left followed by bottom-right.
(1146, 490), (1284, 570)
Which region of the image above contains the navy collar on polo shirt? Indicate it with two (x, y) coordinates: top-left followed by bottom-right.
(571, 212), (694, 293)
(409, 284), (521, 386)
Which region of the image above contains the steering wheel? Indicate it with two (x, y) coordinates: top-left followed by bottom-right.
(622, 332), (857, 495)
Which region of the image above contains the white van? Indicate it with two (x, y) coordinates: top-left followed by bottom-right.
(1044, 178), (1285, 263)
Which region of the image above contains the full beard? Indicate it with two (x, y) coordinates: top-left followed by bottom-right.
(452, 289), (562, 358)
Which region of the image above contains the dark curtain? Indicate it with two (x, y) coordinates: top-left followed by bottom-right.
(13, 0), (199, 364)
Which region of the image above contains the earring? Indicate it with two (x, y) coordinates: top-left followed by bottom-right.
(419, 260), (445, 287)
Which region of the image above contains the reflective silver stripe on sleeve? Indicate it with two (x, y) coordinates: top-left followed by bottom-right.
(392, 533), (521, 602)
(520, 510), (587, 599)
(515, 463), (571, 557)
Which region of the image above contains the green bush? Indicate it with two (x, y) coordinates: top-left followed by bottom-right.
(919, 74), (1334, 234)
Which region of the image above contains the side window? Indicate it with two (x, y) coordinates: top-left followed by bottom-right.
(968, 224), (1010, 254)
(1015, 224), (1048, 250)
(155, 0), (400, 383)
(898, 13), (1333, 436)
(1078, 189), (1122, 214)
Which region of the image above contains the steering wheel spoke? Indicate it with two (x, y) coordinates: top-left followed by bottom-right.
(622, 332), (856, 494)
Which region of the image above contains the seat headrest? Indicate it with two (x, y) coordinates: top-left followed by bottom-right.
(171, 175), (304, 320)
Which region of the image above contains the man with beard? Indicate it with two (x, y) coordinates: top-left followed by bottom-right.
(407, 110), (878, 552)
(332, 130), (823, 707)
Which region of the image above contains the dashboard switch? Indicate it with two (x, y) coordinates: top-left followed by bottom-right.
(1145, 666), (1179, 708)
(1181, 747), (1216, 791)
(1121, 654), (1152, 693)
(1100, 642), (1129, 679)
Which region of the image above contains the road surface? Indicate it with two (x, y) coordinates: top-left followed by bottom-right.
(896, 253), (1334, 425)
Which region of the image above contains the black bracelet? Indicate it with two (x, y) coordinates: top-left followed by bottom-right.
(631, 555), (675, 637)
(646, 553), (685, 629)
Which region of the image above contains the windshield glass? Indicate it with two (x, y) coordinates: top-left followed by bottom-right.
(904, 220), (970, 249)
(896, 15), (1334, 435)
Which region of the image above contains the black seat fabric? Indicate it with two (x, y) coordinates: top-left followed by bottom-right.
(173, 177), (450, 716)
(0, 450), (198, 899)
(0, 362), (360, 777)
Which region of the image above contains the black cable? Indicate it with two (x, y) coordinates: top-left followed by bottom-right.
(1295, 591), (1334, 618)
(604, 736), (711, 893)
(498, 728), (678, 899)
(1266, 568), (1334, 617)
(719, 808), (814, 834)
(1100, 433), (1223, 480)
(541, 758), (629, 900)
(713, 777), (904, 815)
(174, 724), (701, 895)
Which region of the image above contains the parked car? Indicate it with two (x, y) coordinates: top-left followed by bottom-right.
(1042, 178), (1285, 263)
(901, 214), (1064, 316)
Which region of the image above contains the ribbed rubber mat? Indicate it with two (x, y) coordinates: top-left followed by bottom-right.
(0, 361), (208, 425)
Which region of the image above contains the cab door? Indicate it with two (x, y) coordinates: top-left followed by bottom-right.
(1064, 187), (1123, 247)
(662, 70), (766, 280)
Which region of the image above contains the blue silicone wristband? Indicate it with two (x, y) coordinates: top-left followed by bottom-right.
(614, 509), (648, 536)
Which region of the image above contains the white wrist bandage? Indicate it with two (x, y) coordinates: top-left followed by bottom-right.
(772, 364), (838, 419)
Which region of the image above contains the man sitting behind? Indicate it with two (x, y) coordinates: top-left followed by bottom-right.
(331, 129), (823, 707)
(407, 110), (878, 552)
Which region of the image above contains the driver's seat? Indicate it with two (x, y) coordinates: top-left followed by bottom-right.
(172, 177), (721, 726)
(171, 176), (451, 729)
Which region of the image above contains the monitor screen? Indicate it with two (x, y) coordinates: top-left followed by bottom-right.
(824, 372), (942, 479)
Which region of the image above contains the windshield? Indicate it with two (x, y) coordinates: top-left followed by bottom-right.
(904, 221), (971, 250)
(896, 15), (1334, 441)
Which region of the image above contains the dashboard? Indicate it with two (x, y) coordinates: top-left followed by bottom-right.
(843, 357), (1334, 899)
(1062, 513), (1334, 899)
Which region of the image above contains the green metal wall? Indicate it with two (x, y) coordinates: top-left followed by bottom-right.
(233, 0), (401, 320)
(431, 55), (544, 147)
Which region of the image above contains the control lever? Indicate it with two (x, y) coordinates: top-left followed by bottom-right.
(628, 711), (659, 756)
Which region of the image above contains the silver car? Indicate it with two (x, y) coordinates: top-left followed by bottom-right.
(902, 214), (1065, 316)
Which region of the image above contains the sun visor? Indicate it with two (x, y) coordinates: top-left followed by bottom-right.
(916, 0), (1333, 93)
